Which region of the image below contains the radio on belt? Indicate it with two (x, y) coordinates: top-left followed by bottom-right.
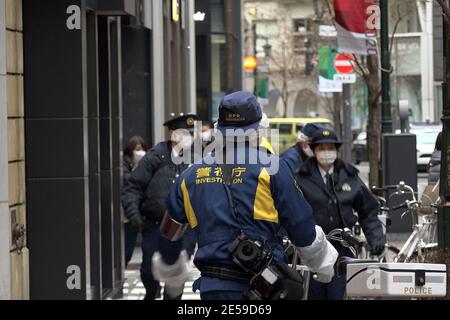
(346, 263), (447, 298)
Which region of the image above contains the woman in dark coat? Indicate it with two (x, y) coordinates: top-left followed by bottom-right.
(123, 136), (148, 266)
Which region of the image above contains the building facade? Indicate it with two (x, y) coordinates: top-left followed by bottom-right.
(0, 0), (27, 300)
(195, 0), (243, 121)
(243, 0), (438, 132)
(243, 0), (332, 119)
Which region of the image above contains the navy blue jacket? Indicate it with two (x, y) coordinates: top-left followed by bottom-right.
(297, 158), (385, 250)
(121, 141), (189, 221)
(281, 144), (308, 175)
(162, 144), (317, 293)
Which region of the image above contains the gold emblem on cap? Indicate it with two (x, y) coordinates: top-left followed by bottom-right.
(342, 183), (351, 192)
(323, 130), (330, 137)
(226, 113), (245, 122)
(186, 117), (195, 126)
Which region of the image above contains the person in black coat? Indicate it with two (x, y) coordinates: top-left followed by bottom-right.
(296, 127), (385, 300)
(121, 114), (199, 300)
(122, 136), (148, 267)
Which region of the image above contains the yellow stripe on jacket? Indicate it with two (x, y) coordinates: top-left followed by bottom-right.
(181, 179), (198, 228)
(253, 168), (279, 223)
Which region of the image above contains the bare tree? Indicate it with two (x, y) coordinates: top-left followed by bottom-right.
(265, 39), (305, 117)
(324, 0), (417, 187)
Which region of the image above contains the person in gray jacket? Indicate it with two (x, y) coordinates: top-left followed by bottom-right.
(428, 132), (442, 186)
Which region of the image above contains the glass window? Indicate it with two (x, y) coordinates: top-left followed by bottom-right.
(293, 19), (311, 34)
(254, 20), (278, 58)
(211, 34), (228, 121)
(389, 0), (421, 33)
(279, 124), (292, 134)
(211, 0), (225, 33)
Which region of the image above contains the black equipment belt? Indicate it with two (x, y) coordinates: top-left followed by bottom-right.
(198, 264), (252, 283)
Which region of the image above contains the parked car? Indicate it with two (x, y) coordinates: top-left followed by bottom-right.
(350, 125), (441, 170)
(410, 125), (442, 172)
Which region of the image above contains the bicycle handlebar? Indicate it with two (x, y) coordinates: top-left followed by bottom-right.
(392, 201), (408, 211)
(371, 185), (398, 193)
(327, 228), (364, 257)
(341, 229), (365, 249)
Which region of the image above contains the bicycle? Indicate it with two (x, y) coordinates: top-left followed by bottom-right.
(384, 181), (438, 263)
(351, 185), (402, 262)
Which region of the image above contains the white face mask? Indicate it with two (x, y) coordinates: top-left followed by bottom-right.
(133, 150), (146, 163)
(316, 150), (337, 165)
(302, 146), (314, 158)
(201, 130), (212, 142)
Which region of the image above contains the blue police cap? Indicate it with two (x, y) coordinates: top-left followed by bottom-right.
(310, 127), (342, 148)
(302, 123), (330, 138)
(217, 91), (263, 135)
(163, 114), (200, 131)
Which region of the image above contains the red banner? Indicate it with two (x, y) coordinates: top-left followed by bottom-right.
(333, 0), (378, 56)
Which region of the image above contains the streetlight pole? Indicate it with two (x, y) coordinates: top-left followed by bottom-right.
(380, 0), (393, 133)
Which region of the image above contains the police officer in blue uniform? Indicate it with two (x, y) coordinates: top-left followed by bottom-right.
(281, 123), (328, 175)
(121, 114), (199, 300)
(151, 92), (339, 300)
(296, 127), (385, 300)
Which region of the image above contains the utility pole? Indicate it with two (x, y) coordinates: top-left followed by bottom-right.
(439, 1), (450, 249)
(380, 0), (393, 133)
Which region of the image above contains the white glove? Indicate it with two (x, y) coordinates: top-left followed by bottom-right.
(152, 250), (191, 288)
(297, 226), (338, 284)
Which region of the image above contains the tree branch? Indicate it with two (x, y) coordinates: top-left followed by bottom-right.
(435, 0), (450, 23)
(388, 0), (416, 68)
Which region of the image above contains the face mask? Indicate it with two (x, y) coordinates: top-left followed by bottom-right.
(201, 131), (212, 142)
(316, 150), (337, 165)
(133, 150), (146, 163)
(302, 146), (314, 158)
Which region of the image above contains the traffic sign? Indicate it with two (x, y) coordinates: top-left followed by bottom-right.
(333, 73), (356, 83)
(334, 53), (354, 74)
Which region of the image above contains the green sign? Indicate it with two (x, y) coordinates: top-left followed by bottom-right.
(319, 46), (338, 80)
(256, 77), (269, 99)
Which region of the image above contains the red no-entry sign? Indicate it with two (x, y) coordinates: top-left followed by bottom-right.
(334, 53), (354, 74)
